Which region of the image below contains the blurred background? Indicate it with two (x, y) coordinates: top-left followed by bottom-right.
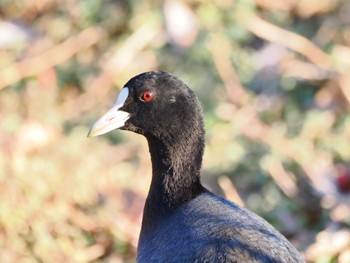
(1, 0), (350, 262)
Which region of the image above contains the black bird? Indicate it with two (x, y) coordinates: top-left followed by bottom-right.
(88, 71), (305, 262)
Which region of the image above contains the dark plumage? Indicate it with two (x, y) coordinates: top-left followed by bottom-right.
(88, 71), (305, 262)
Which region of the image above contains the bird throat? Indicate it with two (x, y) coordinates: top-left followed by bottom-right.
(144, 130), (205, 220)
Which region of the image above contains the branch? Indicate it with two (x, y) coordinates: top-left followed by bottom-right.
(0, 27), (106, 90)
(241, 15), (334, 71)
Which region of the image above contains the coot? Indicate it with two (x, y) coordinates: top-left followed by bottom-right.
(88, 71), (305, 263)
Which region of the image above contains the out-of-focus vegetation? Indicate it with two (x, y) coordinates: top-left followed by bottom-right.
(1, 0), (350, 262)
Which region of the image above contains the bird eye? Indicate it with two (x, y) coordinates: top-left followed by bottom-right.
(141, 91), (153, 102)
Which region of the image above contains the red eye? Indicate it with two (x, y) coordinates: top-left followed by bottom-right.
(141, 91), (153, 102)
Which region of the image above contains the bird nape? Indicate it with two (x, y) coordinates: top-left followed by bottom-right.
(88, 71), (305, 263)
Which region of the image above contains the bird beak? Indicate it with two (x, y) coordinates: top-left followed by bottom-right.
(87, 87), (131, 137)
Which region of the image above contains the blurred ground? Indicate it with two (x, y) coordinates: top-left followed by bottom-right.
(0, 0), (350, 262)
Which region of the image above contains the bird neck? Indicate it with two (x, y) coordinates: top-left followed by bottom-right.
(144, 129), (205, 220)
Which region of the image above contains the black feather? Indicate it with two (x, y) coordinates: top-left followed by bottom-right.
(96, 71), (305, 263)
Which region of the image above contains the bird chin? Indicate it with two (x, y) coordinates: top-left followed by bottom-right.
(120, 124), (143, 135)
